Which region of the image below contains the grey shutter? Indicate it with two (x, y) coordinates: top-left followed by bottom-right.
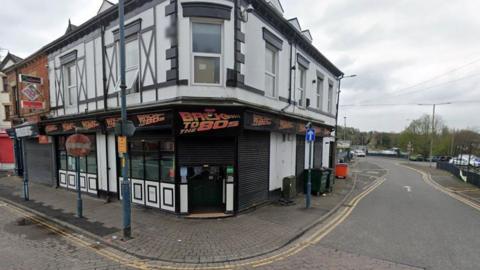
(238, 131), (270, 211)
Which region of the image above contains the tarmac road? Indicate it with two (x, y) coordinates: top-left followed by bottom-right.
(320, 157), (480, 270)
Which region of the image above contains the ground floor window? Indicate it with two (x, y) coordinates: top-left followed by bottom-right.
(57, 134), (97, 174)
(124, 137), (175, 183)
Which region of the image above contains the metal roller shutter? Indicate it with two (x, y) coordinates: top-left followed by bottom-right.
(25, 139), (54, 186)
(296, 135), (305, 193)
(177, 137), (235, 166)
(238, 131), (269, 211)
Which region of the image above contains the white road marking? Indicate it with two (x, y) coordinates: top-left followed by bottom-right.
(403, 186), (412, 192)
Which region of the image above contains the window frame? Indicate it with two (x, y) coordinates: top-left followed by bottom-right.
(63, 62), (77, 107)
(115, 36), (140, 93)
(264, 43), (278, 98)
(190, 19), (224, 86)
(316, 76), (324, 110)
(328, 82), (334, 113)
(3, 104), (10, 121)
(297, 65), (307, 107)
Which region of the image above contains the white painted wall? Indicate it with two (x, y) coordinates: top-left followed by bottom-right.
(96, 133), (108, 192)
(269, 132), (296, 191)
(323, 136), (334, 168)
(107, 133), (118, 193)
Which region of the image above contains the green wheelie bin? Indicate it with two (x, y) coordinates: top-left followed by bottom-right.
(304, 169), (328, 196)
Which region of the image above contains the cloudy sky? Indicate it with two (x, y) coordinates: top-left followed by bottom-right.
(1, 0), (479, 132)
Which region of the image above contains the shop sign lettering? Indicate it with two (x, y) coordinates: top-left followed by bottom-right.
(179, 110), (241, 134)
(137, 113), (165, 127)
(62, 122), (76, 132)
(279, 120), (295, 130)
(81, 120), (99, 130)
(106, 117), (120, 129)
(21, 84), (40, 101)
(45, 124), (59, 134)
(252, 114), (272, 127)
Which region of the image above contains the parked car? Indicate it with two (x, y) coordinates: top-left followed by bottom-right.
(355, 150), (366, 157)
(439, 156), (452, 162)
(449, 157), (469, 166)
(470, 157), (480, 167)
(409, 154), (424, 161)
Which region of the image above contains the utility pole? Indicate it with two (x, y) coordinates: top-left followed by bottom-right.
(418, 102), (451, 166)
(343, 116), (347, 141)
(334, 74), (356, 168)
(118, 0), (131, 239)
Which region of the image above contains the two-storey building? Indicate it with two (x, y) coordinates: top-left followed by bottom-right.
(4, 50), (52, 182)
(41, 0), (343, 215)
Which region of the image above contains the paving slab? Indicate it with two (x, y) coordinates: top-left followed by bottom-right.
(0, 164), (364, 264)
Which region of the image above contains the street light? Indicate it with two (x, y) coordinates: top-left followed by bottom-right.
(118, 0), (131, 239)
(418, 102), (451, 166)
(334, 74), (357, 166)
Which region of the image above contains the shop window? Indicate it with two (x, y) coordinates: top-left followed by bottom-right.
(145, 141), (160, 181)
(192, 22), (222, 84)
(130, 140), (144, 179)
(124, 137), (175, 183)
(57, 135), (97, 174)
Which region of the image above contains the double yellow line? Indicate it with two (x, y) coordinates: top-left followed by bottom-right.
(0, 174), (386, 270)
(1, 202), (149, 270)
(401, 165), (480, 212)
(251, 176), (386, 268)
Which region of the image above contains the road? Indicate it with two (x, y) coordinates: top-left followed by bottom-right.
(319, 157), (480, 270)
(1, 157), (480, 269)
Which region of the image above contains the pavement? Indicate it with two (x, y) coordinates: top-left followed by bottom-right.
(320, 157), (480, 270)
(404, 162), (480, 203)
(0, 162), (363, 266)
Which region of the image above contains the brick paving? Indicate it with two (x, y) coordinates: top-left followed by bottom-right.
(0, 205), (134, 270)
(0, 169), (355, 264)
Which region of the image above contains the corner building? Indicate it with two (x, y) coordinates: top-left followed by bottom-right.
(41, 0), (343, 215)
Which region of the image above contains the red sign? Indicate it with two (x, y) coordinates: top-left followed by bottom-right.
(21, 100), (44, 109)
(38, 135), (51, 144)
(178, 109), (241, 135)
(66, 134), (91, 157)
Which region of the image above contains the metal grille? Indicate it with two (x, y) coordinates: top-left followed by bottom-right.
(177, 137), (235, 166)
(25, 139), (54, 186)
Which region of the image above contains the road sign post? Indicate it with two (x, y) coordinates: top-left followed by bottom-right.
(66, 133), (91, 218)
(305, 124), (315, 209)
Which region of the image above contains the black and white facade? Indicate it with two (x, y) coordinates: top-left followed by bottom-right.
(42, 0), (343, 215)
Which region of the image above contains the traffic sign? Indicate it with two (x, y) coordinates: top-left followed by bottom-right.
(66, 134), (91, 157)
(305, 128), (315, 142)
(114, 120), (136, 137)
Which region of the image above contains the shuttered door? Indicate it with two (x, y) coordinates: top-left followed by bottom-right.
(177, 137), (235, 166)
(313, 139), (323, 169)
(296, 135), (305, 193)
(25, 139), (54, 186)
(238, 131), (270, 211)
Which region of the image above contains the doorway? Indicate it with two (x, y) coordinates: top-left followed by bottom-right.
(188, 165), (227, 213)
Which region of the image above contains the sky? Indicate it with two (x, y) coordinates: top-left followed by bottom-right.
(0, 0), (479, 133)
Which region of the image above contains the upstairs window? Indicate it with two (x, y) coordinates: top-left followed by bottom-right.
(328, 82), (334, 113)
(265, 44), (278, 97)
(316, 76), (324, 109)
(297, 66), (306, 107)
(125, 38), (140, 91)
(63, 63), (77, 107)
(4, 105), (10, 121)
(192, 22), (222, 84)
